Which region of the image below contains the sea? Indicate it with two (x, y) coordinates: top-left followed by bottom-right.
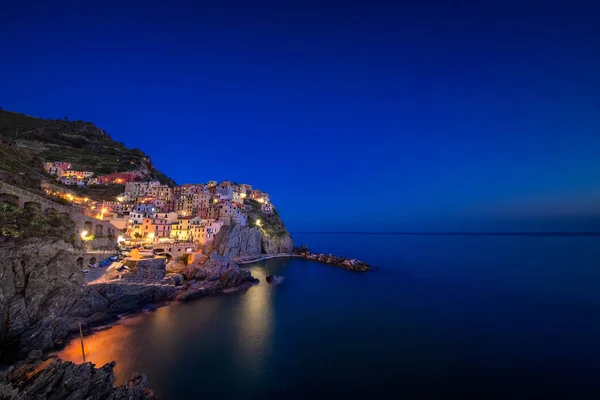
(54, 233), (600, 398)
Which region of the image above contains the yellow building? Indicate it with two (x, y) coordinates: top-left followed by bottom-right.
(171, 216), (193, 241)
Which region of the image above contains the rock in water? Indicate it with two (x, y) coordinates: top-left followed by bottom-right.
(0, 351), (156, 399)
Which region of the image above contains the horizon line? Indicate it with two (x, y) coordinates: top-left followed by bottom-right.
(290, 232), (600, 237)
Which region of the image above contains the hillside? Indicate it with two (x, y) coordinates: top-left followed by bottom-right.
(0, 109), (176, 198)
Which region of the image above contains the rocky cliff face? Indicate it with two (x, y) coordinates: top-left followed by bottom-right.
(262, 233), (294, 254)
(0, 239), (88, 358)
(213, 211), (294, 259)
(0, 238), (174, 359)
(213, 224), (262, 258)
(0, 351), (155, 399)
(176, 253), (258, 301)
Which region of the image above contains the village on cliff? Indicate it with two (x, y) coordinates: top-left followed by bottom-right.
(42, 161), (273, 260)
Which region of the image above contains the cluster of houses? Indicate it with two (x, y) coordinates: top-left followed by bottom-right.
(97, 180), (272, 246)
(43, 162), (143, 186)
(42, 161), (274, 250)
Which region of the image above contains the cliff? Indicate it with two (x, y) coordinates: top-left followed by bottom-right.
(211, 198), (293, 259)
(213, 224), (262, 258)
(0, 238), (175, 359)
(0, 239), (88, 358)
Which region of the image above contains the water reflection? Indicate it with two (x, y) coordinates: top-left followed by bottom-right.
(52, 316), (144, 384)
(238, 267), (274, 360)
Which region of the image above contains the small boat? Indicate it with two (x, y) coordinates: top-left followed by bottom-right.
(266, 274), (275, 283)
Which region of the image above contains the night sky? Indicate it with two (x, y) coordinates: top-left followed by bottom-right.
(1, 0), (599, 232)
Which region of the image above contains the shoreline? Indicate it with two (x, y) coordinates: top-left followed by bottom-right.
(54, 251), (370, 354)
(236, 250), (372, 272)
(235, 253), (297, 264)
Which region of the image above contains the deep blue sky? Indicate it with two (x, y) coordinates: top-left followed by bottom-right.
(1, 0), (599, 231)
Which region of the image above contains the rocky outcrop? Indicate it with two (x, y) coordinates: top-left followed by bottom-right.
(0, 238), (88, 359)
(166, 259), (187, 273)
(176, 253), (258, 301)
(213, 215), (293, 258)
(294, 245), (371, 272)
(213, 224), (262, 259)
(262, 233), (293, 255)
(0, 351), (155, 399)
(122, 258), (166, 281)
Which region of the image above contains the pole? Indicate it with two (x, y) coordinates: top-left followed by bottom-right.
(79, 323), (86, 363)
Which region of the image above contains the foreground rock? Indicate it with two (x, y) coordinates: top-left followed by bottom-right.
(0, 238), (91, 359)
(294, 244), (371, 272)
(0, 351), (155, 399)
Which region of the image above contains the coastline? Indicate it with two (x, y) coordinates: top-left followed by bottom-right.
(55, 251), (370, 356)
(236, 249), (372, 272)
(235, 253), (298, 264)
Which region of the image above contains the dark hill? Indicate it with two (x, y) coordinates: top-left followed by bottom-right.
(0, 109), (176, 197)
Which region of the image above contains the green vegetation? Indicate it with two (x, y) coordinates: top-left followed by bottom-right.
(0, 203), (77, 243)
(0, 109), (177, 200)
(244, 199), (288, 237)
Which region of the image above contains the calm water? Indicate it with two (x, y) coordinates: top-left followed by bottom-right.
(56, 234), (600, 398)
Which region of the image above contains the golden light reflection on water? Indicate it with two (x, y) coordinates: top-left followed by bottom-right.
(53, 265), (279, 387)
(52, 316), (144, 385)
(238, 265), (274, 368)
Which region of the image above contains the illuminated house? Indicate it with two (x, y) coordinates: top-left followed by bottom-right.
(94, 171), (142, 185)
(239, 184), (252, 193)
(124, 181), (160, 199)
(141, 217), (154, 238)
(205, 220), (224, 242)
(171, 216), (193, 241)
(152, 218), (172, 238)
(261, 203), (274, 214)
(218, 201), (236, 221)
(189, 217), (207, 244)
(148, 185), (173, 201)
(250, 190), (270, 204)
(199, 205), (219, 220)
(135, 203), (157, 214)
(216, 184), (234, 198)
(62, 170), (94, 179)
(44, 161), (71, 176)
(151, 212), (178, 224)
(232, 191), (244, 204)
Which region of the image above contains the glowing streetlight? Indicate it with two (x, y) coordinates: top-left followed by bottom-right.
(81, 230), (88, 238)
(256, 219), (261, 226)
